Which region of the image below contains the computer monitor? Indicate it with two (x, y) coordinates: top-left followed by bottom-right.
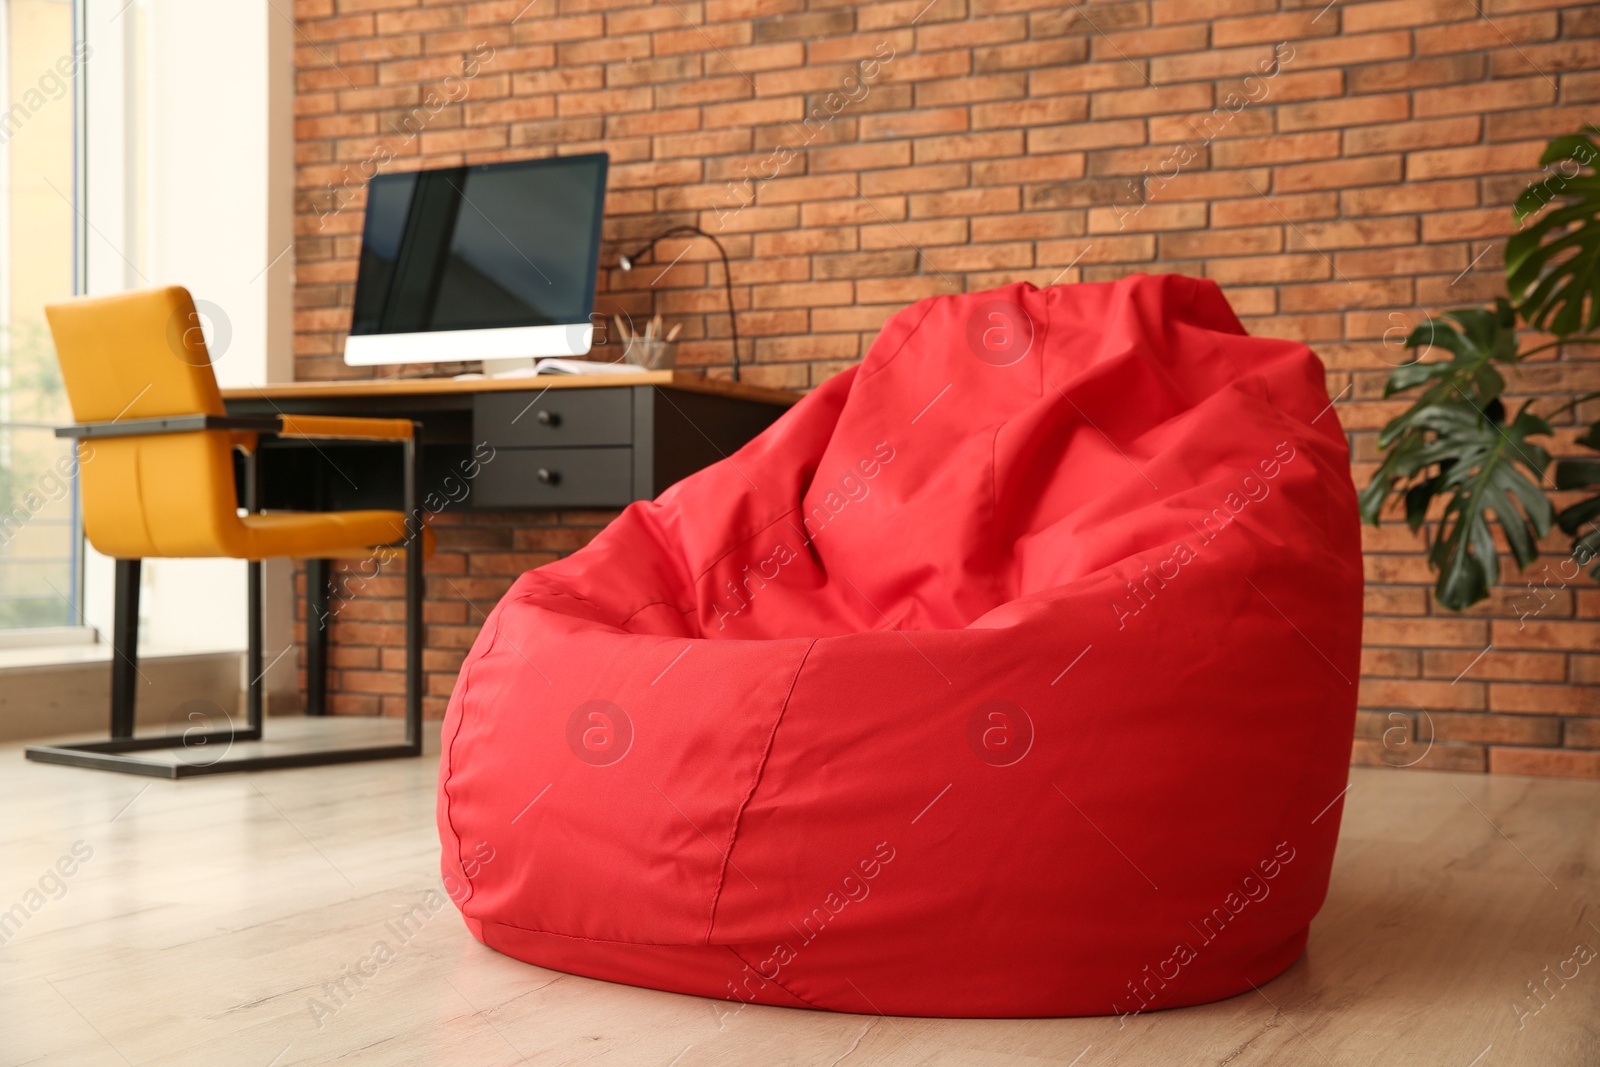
(343, 153), (609, 366)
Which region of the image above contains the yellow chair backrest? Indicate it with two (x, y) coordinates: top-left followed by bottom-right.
(45, 286), (248, 559)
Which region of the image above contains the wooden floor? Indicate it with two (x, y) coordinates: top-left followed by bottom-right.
(3, 724), (1598, 1066)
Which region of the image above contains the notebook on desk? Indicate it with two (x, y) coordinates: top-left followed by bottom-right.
(453, 359), (639, 381)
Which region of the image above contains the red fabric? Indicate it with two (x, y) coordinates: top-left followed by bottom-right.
(437, 274), (1362, 1018)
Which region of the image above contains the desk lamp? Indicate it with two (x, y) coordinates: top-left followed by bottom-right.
(617, 225), (741, 382)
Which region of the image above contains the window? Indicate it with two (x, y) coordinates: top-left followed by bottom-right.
(0, 0), (81, 631)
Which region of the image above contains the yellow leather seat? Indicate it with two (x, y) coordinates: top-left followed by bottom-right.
(239, 511), (432, 561)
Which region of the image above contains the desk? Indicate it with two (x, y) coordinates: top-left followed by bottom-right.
(222, 371), (798, 511)
(222, 372), (797, 717)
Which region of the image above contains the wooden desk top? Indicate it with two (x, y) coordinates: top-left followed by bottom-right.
(220, 370), (800, 407)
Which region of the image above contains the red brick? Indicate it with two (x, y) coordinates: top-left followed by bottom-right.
(1276, 155), (1403, 193)
(1363, 579), (1427, 614)
(1362, 647), (1420, 676)
(1090, 83), (1214, 121)
(917, 16), (1026, 52)
(1359, 677), (1487, 711)
(1212, 10), (1335, 46)
(1342, 0), (1472, 33)
(912, 130), (1024, 164)
(1367, 618), (1491, 648)
(1341, 180), (1479, 217)
(977, 39), (1089, 71)
(1337, 244), (1469, 279)
(1416, 12), (1559, 55)
(1031, 63), (1145, 97)
(1351, 737), (1487, 772)
(1161, 226), (1281, 259)
(862, 217), (970, 247)
(1567, 720), (1600, 748)
(910, 186), (1021, 219)
(1406, 141), (1546, 180)
(1205, 253), (1332, 286)
(1277, 94), (1410, 132)
(1283, 32), (1414, 70)
(750, 281), (855, 308)
(1349, 55), (1487, 94)
(1415, 78), (1557, 118)
(1488, 747), (1600, 779)
(1489, 684), (1600, 716)
(1213, 192), (1338, 227)
(1149, 43), (1277, 83)
(1494, 620), (1600, 651)
(1090, 24), (1207, 59)
(1426, 712), (1563, 747)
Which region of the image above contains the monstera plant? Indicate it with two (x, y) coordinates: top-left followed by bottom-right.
(1361, 126), (1600, 610)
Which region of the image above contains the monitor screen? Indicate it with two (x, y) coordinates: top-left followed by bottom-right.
(350, 153), (608, 338)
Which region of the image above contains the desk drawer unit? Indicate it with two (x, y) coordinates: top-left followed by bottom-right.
(226, 377), (791, 510)
(473, 388), (637, 507)
(473, 446), (634, 508)
(474, 388), (632, 447)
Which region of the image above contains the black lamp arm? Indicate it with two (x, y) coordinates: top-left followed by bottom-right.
(619, 225), (741, 382)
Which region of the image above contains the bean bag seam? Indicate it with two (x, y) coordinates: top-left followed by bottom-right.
(987, 420), (1006, 609)
(616, 599), (694, 627)
(702, 636), (820, 943)
(476, 916), (720, 949)
(726, 944), (826, 1010)
(853, 294), (933, 381)
(440, 613), (500, 912)
(689, 505), (812, 588)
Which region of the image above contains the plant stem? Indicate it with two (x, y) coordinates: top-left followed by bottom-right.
(1520, 337), (1600, 358)
(1539, 390), (1600, 422)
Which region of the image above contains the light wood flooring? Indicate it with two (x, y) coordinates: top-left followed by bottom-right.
(3, 722), (1598, 1066)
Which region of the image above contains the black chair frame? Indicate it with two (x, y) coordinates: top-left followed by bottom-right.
(23, 415), (424, 778)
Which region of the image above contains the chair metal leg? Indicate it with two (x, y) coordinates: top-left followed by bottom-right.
(109, 559), (141, 740)
(305, 559), (331, 717)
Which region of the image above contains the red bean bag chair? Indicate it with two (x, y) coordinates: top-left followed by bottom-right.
(437, 274), (1362, 1018)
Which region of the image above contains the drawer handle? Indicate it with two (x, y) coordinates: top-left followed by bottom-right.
(536, 410), (561, 427)
(536, 468), (561, 486)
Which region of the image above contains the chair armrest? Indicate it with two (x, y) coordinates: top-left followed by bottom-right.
(55, 413), (415, 444)
(55, 415), (282, 439)
(274, 414), (414, 441)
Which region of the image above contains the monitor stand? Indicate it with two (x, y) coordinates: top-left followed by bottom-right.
(482, 357), (537, 376)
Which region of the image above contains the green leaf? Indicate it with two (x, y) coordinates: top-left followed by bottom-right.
(1577, 419), (1600, 452)
(1555, 416), (1600, 568)
(1506, 125), (1600, 336)
(1554, 455), (1600, 491)
(1576, 528), (1600, 579)
(1403, 478), (1438, 531)
(1556, 494), (1600, 534)
(1361, 400), (1554, 610)
(1376, 300), (1517, 451)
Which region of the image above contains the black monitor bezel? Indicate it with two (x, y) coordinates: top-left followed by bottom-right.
(349, 151), (610, 337)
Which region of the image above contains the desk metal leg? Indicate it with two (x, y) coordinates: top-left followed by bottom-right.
(404, 434), (423, 750)
(247, 560), (264, 734)
(305, 559), (331, 716)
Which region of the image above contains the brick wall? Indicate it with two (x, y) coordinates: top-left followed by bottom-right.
(293, 509), (615, 722)
(291, 0), (1600, 777)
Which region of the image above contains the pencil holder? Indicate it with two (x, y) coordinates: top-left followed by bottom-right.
(624, 338), (677, 370)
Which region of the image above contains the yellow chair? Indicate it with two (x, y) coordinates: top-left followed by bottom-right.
(25, 286), (429, 776)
